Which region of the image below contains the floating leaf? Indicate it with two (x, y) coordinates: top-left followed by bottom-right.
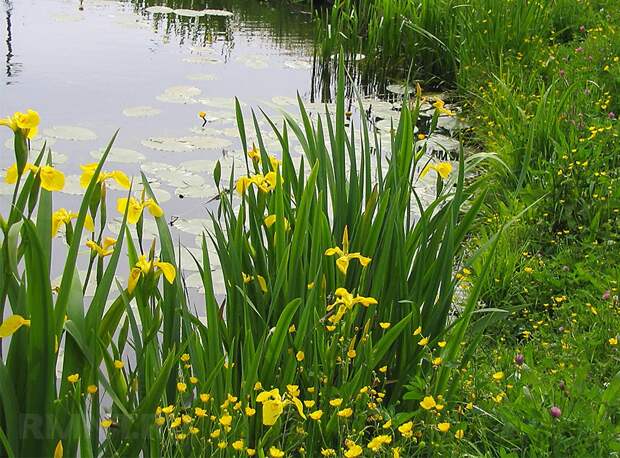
(44, 125), (97, 141)
(182, 56), (223, 65)
(284, 60), (312, 70)
(173, 9), (207, 17)
(141, 137), (193, 153)
(203, 9), (234, 17)
(90, 147), (145, 164)
(236, 55), (269, 69)
(186, 73), (218, 81)
(156, 85), (201, 104)
(140, 162), (205, 187)
(145, 6), (173, 14)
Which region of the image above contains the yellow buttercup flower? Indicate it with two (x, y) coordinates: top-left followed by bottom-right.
(67, 373), (80, 384)
(0, 109), (40, 138)
(127, 255), (176, 293)
(87, 385), (98, 394)
(101, 419), (113, 429)
(418, 337), (429, 346)
(492, 371), (505, 381)
(52, 208), (95, 237)
(437, 422), (451, 432)
(117, 196), (163, 224)
(367, 434), (392, 451)
(232, 440), (244, 451)
(609, 337), (618, 346)
(337, 408), (353, 418)
(344, 444), (363, 458)
(219, 414), (232, 427)
(455, 429), (464, 439)
(245, 406), (256, 416)
(295, 351), (305, 361)
(5, 163), (65, 191)
(269, 446), (284, 458)
(329, 398), (343, 407)
(114, 360), (124, 369)
(80, 163), (130, 190)
(324, 226), (371, 275)
(398, 421), (414, 438)
(86, 237), (117, 257)
(177, 382), (187, 393)
(420, 395), (436, 410)
(309, 409), (323, 420)
(420, 162), (453, 180)
(0, 314), (31, 338)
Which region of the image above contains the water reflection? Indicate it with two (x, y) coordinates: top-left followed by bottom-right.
(3, 0), (20, 84)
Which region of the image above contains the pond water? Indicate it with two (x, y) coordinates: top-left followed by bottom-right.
(0, 0), (459, 304)
(0, 0), (325, 287)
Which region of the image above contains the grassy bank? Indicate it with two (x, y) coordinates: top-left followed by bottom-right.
(312, 0), (620, 455)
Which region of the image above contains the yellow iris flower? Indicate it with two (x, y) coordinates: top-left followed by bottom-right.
(326, 287), (378, 324)
(0, 314), (31, 338)
(324, 226), (371, 275)
(79, 163), (130, 190)
(432, 99), (455, 116)
(264, 214), (290, 231)
(420, 162), (453, 180)
(242, 272), (268, 293)
(0, 109), (40, 139)
(127, 255), (176, 293)
(85, 237), (117, 257)
(5, 163), (65, 191)
(116, 196), (163, 224)
(256, 388), (305, 426)
(52, 208), (95, 237)
(235, 171), (280, 195)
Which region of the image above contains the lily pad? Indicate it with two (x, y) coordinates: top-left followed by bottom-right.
(44, 125), (97, 141)
(171, 218), (215, 235)
(204, 9), (234, 17)
(145, 6), (173, 14)
(198, 97), (239, 110)
(236, 55), (269, 70)
(271, 96), (298, 107)
(173, 9), (207, 17)
(182, 56), (223, 65)
(180, 136), (232, 150)
(0, 181), (14, 196)
(141, 137), (193, 153)
(59, 175), (85, 195)
(284, 60), (312, 70)
(175, 183), (218, 199)
(179, 159), (217, 173)
(141, 162), (205, 187)
(187, 73), (218, 81)
(52, 14), (84, 23)
(156, 85), (201, 104)
(4, 136), (56, 151)
(108, 217), (159, 240)
(90, 147), (145, 164)
(122, 106), (162, 118)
